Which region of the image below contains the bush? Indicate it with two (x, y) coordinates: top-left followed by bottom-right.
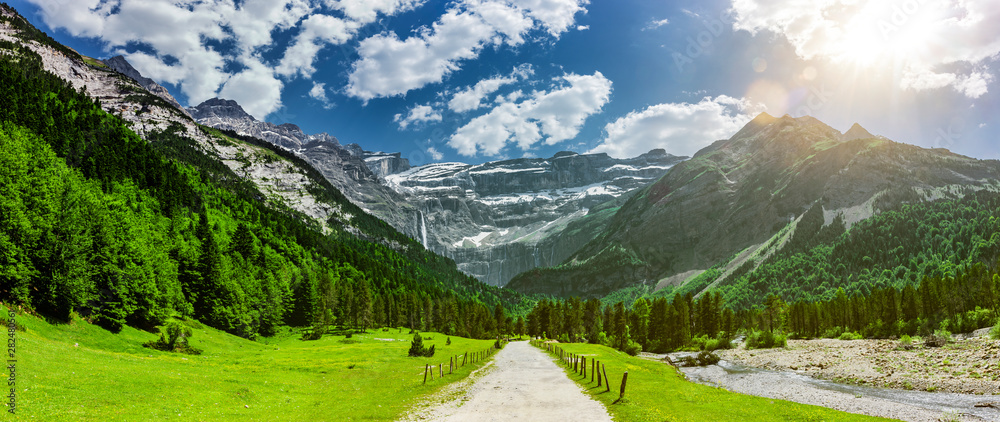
(924, 329), (950, 347)
(409, 332), (434, 357)
(446, 337), (452, 345)
(624, 340), (642, 356)
(143, 322), (202, 355)
(746, 330), (787, 349)
(899, 335), (913, 349)
(838, 331), (862, 341)
(990, 321), (1000, 340)
(696, 350), (720, 366)
(821, 326), (846, 339)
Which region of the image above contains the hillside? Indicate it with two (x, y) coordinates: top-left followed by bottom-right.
(0, 3), (525, 339)
(507, 113), (1000, 299)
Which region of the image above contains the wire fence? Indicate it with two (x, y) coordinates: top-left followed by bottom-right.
(530, 339), (629, 403)
(421, 338), (511, 384)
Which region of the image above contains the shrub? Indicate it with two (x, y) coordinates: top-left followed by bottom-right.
(821, 326), (846, 339)
(990, 321), (1000, 340)
(838, 331), (862, 341)
(409, 333), (428, 357)
(746, 330), (787, 349)
(144, 322), (202, 355)
(899, 335), (913, 349)
(925, 330), (950, 347)
(696, 351), (720, 366)
(446, 337), (452, 345)
(624, 340), (642, 356)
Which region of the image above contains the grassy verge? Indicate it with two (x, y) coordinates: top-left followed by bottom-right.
(1, 303), (496, 420)
(532, 341), (892, 422)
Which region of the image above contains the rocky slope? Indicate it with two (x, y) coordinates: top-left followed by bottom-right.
(385, 150), (686, 286)
(506, 113), (1000, 298)
(187, 98), (686, 287)
(186, 98), (421, 240)
(0, 6), (381, 239)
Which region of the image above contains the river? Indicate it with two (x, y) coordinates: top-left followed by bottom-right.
(675, 356), (999, 422)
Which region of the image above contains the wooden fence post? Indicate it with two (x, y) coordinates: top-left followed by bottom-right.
(613, 371), (629, 404)
(602, 364), (610, 393)
(423, 364), (429, 384)
(463, 352), (467, 366)
(582, 356), (586, 378)
(439, 363), (443, 378)
(450, 356), (453, 374)
(590, 359), (595, 383)
(597, 361), (602, 387)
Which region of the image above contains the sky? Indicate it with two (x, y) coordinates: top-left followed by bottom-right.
(7, 0), (1000, 166)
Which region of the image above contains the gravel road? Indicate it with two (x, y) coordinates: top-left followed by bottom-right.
(400, 341), (612, 422)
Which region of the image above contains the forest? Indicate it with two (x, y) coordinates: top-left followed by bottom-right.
(525, 193), (1000, 354)
(0, 34), (526, 340)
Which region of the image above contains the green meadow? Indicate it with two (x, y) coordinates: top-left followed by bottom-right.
(1, 304), (495, 421)
(534, 341), (892, 422)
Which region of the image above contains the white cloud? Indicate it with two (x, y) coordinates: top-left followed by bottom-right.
(394, 104), (443, 129)
(576, 25), (589, 31)
(729, 0), (1000, 98)
(308, 82), (334, 109)
(427, 146), (444, 160)
(217, 57), (285, 119)
(346, 0), (588, 101)
(589, 96), (761, 159)
(448, 64), (534, 112)
(447, 71), (611, 156)
(644, 18), (670, 30)
(28, 0), (419, 119)
(276, 14), (359, 78)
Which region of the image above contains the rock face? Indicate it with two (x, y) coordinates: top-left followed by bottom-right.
(385, 150), (687, 286)
(187, 99), (685, 288)
(187, 99), (421, 240)
(102, 55), (190, 118)
(506, 113), (1000, 298)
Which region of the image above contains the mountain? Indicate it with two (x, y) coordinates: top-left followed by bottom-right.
(0, 3), (525, 340)
(102, 55), (190, 117)
(385, 150), (686, 286)
(187, 97), (686, 287)
(187, 98), (420, 242)
(506, 113), (1000, 298)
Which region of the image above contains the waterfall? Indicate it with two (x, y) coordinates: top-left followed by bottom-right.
(418, 211), (428, 248)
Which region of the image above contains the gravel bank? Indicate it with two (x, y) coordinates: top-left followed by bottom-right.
(716, 335), (1000, 395)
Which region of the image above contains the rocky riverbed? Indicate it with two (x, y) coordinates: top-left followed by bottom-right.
(715, 333), (1000, 396)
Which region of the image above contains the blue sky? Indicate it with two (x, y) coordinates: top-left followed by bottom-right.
(8, 0), (999, 165)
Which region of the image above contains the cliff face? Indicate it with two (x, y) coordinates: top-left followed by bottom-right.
(506, 113), (1000, 298)
(187, 99), (421, 240)
(385, 150), (687, 286)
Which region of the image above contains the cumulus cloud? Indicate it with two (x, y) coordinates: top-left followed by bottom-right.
(394, 104), (443, 129)
(28, 0), (420, 119)
(448, 64), (534, 112)
(729, 0), (1000, 98)
(447, 71), (611, 156)
(427, 146), (445, 160)
(308, 82), (334, 109)
(589, 96), (761, 159)
(346, 0), (588, 101)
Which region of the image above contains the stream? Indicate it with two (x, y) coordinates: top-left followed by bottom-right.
(675, 355), (1000, 421)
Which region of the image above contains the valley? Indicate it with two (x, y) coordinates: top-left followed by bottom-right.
(3, 2), (1000, 421)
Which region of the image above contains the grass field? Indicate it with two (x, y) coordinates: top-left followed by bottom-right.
(533, 341), (894, 422)
(0, 303), (496, 421)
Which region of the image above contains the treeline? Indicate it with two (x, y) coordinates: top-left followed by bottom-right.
(525, 292), (736, 354)
(527, 192), (1000, 352)
(0, 35), (524, 340)
(718, 193), (1000, 307)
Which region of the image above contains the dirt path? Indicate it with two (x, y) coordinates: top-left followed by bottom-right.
(400, 341), (613, 422)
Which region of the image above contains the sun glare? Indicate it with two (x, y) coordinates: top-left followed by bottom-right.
(828, 1), (941, 68)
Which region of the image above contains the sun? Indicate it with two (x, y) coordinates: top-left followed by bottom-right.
(824, 1), (941, 68)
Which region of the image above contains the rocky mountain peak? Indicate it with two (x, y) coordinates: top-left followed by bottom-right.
(189, 98), (254, 121)
(841, 122), (875, 141)
(101, 55), (189, 116)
